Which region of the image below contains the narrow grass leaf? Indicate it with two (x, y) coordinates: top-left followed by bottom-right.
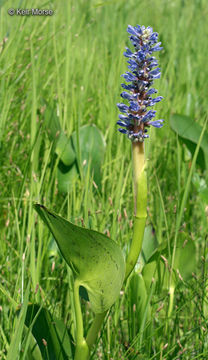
(7, 283), (30, 360)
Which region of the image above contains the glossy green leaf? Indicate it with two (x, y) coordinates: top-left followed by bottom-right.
(23, 332), (43, 360)
(141, 225), (158, 265)
(142, 259), (170, 291)
(170, 114), (208, 169)
(128, 273), (151, 336)
(142, 232), (196, 291)
(34, 204), (125, 314)
(57, 162), (79, 193)
(143, 241), (168, 265)
(43, 104), (76, 166)
(71, 124), (106, 188)
(25, 304), (74, 360)
(44, 113), (106, 192)
(56, 124), (106, 193)
(48, 237), (59, 260)
(56, 132), (76, 167)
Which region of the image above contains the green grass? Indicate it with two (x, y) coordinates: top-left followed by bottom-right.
(0, 0), (208, 358)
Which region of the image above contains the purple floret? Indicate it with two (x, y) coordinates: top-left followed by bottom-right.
(117, 24), (164, 141)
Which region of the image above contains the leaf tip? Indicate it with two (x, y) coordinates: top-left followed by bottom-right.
(33, 203), (49, 222)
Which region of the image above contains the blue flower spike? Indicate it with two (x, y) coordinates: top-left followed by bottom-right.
(117, 25), (164, 141)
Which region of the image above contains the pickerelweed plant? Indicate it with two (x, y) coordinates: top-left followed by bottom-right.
(34, 24), (163, 360)
(117, 24), (163, 279)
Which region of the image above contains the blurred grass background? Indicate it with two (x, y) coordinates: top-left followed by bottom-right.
(0, 0), (208, 358)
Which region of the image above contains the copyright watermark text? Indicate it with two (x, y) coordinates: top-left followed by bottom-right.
(8, 8), (54, 16)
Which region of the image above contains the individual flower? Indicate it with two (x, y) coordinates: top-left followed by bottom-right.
(117, 25), (164, 141)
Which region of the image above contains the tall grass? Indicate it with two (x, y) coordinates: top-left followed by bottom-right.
(0, 0), (208, 358)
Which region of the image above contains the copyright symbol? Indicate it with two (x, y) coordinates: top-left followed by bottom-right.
(8, 8), (15, 16)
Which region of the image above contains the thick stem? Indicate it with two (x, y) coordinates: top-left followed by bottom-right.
(86, 312), (107, 349)
(132, 141), (146, 217)
(125, 141), (147, 280)
(74, 279), (89, 360)
(167, 284), (175, 318)
(125, 216), (146, 280)
(83, 142), (147, 352)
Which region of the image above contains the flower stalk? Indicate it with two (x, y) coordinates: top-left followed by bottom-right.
(117, 24), (163, 280)
(125, 141), (147, 280)
(78, 23), (164, 356)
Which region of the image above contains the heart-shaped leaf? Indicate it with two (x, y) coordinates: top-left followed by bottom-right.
(170, 114), (208, 169)
(128, 273), (151, 335)
(142, 232), (196, 291)
(44, 106), (106, 192)
(34, 204), (125, 314)
(142, 258), (170, 291)
(44, 105), (76, 167)
(24, 332), (43, 360)
(71, 124), (106, 189)
(56, 132), (76, 167)
(57, 162), (79, 193)
(141, 225), (158, 265)
(25, 304), (74, 360)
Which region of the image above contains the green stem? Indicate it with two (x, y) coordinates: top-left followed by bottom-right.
(125, 141), (147, 280)
(74, 279), (89, 360)
(86, 312), (107, 349)
(85, 142), (147, 353)
(167, 284), (175, 318)
(132, 141), (145, 215)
